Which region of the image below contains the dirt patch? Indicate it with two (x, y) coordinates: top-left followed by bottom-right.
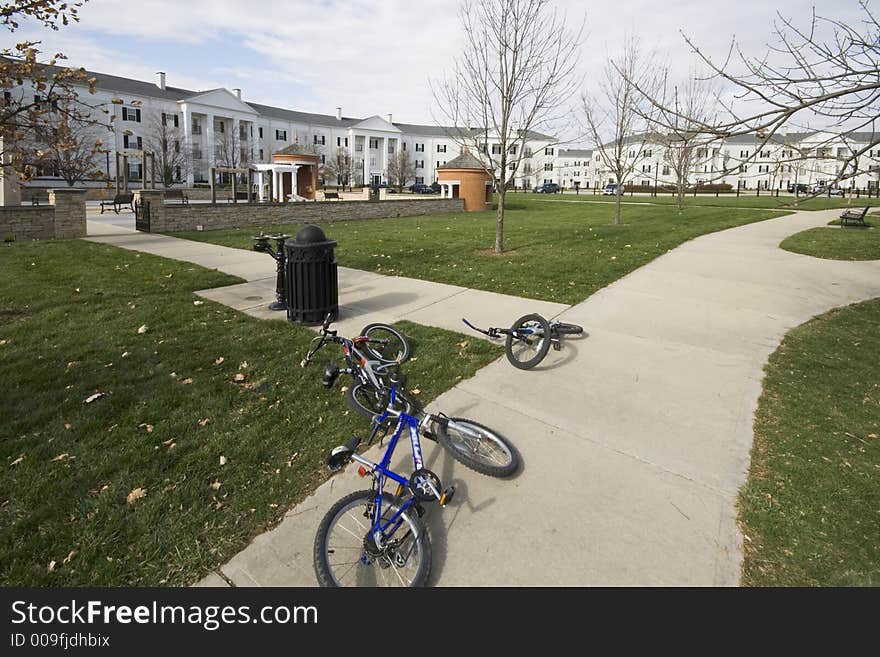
(474, 248), (520, 257)
(0, 308), (30, 325)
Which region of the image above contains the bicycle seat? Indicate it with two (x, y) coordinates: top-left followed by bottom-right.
(327, 436), (361, 471)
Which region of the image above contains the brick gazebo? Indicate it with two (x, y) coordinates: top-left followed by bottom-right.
(436, 151), (493, 211)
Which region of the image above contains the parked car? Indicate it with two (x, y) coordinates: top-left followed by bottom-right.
(813, 184), (844, 196)
(537, 183), (560, 194)
(372, 182), (397, 193)
(409, 183), (435, 194)
(787, 183), (810, 194)
(601, 183), (624, 195)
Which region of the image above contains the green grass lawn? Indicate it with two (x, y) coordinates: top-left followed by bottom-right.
(780, 226), (880, 261)
(174, 197), (787, 305)
(0, 240), (500, 586)
(738, 298), (880, 586)
(528, 192), (878, 211)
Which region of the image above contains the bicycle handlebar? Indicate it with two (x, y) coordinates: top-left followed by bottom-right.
(462, 317), (500, 338)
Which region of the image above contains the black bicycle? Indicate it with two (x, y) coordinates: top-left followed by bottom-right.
(302, 314), (411, 418)
(463, 314), (583, 370)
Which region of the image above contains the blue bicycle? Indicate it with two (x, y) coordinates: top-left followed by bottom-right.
(313, 381), (518, 587)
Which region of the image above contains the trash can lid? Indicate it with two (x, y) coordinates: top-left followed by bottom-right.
(295, 224), (328, 243)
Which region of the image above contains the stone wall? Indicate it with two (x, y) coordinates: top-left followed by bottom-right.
(132, 193), (465, 233)
(21, 185), (234, 203)
(0, 206), (56, 240)
(0, 189), (87, 240)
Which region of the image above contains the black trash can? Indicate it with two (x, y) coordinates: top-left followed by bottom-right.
(284, 225), (338, 325)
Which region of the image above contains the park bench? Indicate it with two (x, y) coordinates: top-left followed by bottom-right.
(227, 191), (251, 202)
(323, 191), (340, 201)
(100, 192), (134, 214)
(839, 206), (870, 227)
(163, 188), (188, 204)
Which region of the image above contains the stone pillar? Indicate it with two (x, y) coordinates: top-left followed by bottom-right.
(0, 139), (22, 206)
(48, 188), (87, 238)
(133, 189), (167, 233)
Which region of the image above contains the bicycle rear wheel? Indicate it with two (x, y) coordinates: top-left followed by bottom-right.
(358, 324), (411, 364)
(552, 322), (583, 336)
(314, 490), (431, 587)
(346, 382), (414, 421)
(436, 417), (518, 478)
(505, 314), (551, 370)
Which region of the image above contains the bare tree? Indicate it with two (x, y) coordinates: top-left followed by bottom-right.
(215, 123), (250, 170)
(582, 36), (660, 224)
(628, 2), (880, 190)
(142, 111), (190, 187)
(653, 73), (717, 210)
(432, 0), (583, 253)
(386, 147), (415, 190)
(27, 101), (108, 185)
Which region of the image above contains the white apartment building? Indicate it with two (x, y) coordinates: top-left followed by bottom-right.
(14, 66), (556, 191)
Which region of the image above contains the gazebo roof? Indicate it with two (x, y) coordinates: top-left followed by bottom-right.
(437, 151), (488, 170)
(275, 144), (318, 156)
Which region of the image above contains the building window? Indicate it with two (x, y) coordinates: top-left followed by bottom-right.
(259, 149), (264, 160)
(415, 160), (424, 169)
(437, 144), (447, 153)
(662, 165), (670, 175)
(643, 149), (652, 157)
(415, 176), (424, 184)
(123, 135), (143, 150)
(321, 154), (326, 164)
(192, 145), (203, 159)
(739, 165), (747, 173)
(161, 112), (179, 128)
(492, 144), (502, 155)
(508, 144), (517, 155)
(388, 142), (395, 154)
(544, 163), (553, 171)
(314, 134), (325, 145)
(122, 107), (141, 122)
(544, 147), (554, 156)
(259, 127), (263, 139)
(641, 164), (652, 173)
(415, 143), (424, 152)
(175, 166), (181, 181)
(276, 129), (287, 141)
(740, 150), (749, 158)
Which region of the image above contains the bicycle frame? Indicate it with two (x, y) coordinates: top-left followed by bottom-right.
(347, 388), (440, 552)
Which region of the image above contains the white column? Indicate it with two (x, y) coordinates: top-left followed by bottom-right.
(205, 113), (215, 170)
(275, 169), (282, 202)
(256, 171), (264, 202)
(232, 118), (241, 166)
(181, 106), (194, 187)
(291, 165), (299, 198)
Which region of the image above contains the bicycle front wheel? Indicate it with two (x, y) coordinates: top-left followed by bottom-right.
(358, 323), (411, 364)
(436, 417), (519, 478)
(505, 313), (551, 370)
(314, 490), (431, 587)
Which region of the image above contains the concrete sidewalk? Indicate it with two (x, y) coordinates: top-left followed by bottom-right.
(189, 209), (879, 587)
(84, 223), (568, 337)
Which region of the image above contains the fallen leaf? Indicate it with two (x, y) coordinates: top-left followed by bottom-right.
(214, 357), (224, 365)
(64, 423), (71, 430)
(121, 351), (130, 358)
(139, 423), (154, 433)
(193, 300), (204, 306)
(164, 273), (173, 279)
(286, 452), (299, 467)
(269, 503), (279, 508)
(457, 340), (469, 348)
(137, 324), (148, 334)
(180, 378), (193, 385)
(63, 550), (76, 566)
(50, 453), (70, 462)
(233, 373), (246, 383)
(0, 339), (6, 346)
(219, 455), (227, 466)
(198, 418), (210, 427)
(239, 361), (248, 370)
(412, 388), (421, 395)
(209, 480), (222, 491)
(83, 392), (104, 404)
(868, 434), (877, 439)
(47, 560), (56, 573)
(10, 455), (25, 466)
(126, 487), (147, 504)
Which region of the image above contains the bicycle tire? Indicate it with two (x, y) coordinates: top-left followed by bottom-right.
(435, 417), (519, 478)
(505, 313), (551, 370)
(346, 382), (414, 421)
(314, 489), (431, 587)
(552, 322), (583, 336)
(358, 324), (411, 364)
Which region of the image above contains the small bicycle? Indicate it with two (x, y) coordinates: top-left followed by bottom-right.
(302, 313), (411, 418)
(463, 313), (583, 370)
(314, 379), (518, 587)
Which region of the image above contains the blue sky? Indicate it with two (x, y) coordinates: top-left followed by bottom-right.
(10, 0), (872, 130)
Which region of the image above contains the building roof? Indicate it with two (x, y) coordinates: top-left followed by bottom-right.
(437, 151), (488, 170)
(558, 148), (593, 158)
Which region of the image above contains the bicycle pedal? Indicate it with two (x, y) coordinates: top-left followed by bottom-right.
(551, 340), (562, 351)
(439, 486), (456, 507)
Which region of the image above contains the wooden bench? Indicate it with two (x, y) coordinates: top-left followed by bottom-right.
(839, 206), (870, 227)
(100, 192), (134, 214)
(163, 188), (188, 204)
(323, 191), (341, 201)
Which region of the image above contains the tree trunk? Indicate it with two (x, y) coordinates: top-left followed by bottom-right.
(495, 188), (505, 253)
(614, 187), (622, 225)
(676, 182), (685, 211)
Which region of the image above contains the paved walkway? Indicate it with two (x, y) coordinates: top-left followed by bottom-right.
(88, 212), (880, 586)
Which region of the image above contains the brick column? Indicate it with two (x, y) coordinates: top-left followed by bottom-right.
(134, 189), (166, 232)
(47, 188), (87, 238)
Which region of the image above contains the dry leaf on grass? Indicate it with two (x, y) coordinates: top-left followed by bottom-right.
(193, 300), (204, 306)
(180, 378), (193, 385)
(47, 560), (56, 573)
(121, 351), (130, 358)
(138, 423), (154, 433)
(10, 455), (25, 466)
(126, 487), (147, 504)
(137, 325), (148, 334)
(64, 423), (71, 430)
(50, 453), (71, 462)
(209, 480), (222, 491)
(214, 357), (224, 365)
(198, 418), (210, 427)
(63, 550), (76, 566)
(239, 361), (248, 370)
(219, 455), (227, 466)
(83, 392), (104, 404)
(233, 373), (246, 383)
